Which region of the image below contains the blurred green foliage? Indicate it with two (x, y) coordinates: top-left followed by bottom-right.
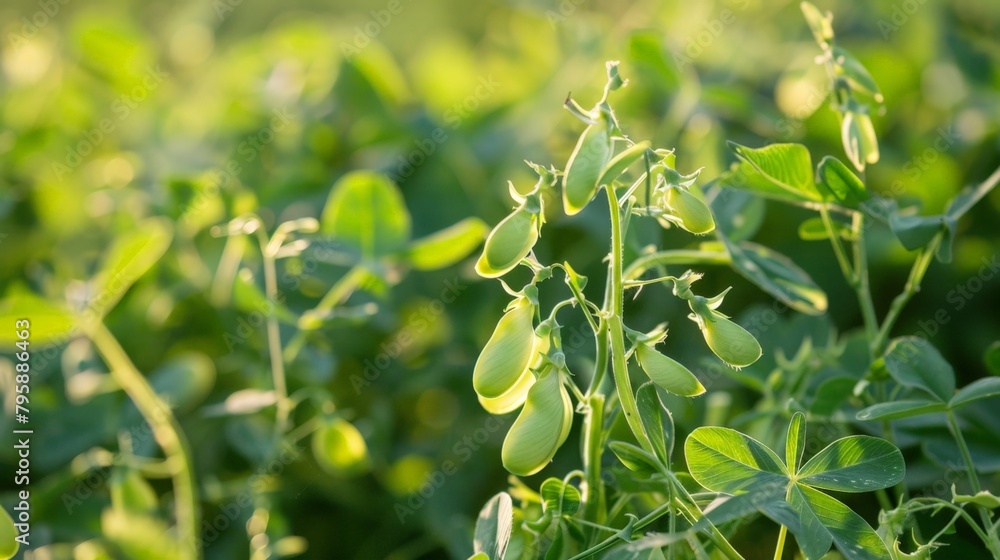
(1, 0), (999, 558)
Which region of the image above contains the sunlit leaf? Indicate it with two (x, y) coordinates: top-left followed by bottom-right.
(855, 400), (947, 422)
(797, 436), (905, 492)
(91, 217), (173, 318)
(473, 492), (513, 560)
(321, 171), (412, 260)
(406, 217), (487, 270)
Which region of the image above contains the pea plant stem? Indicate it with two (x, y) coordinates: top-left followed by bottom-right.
(606, 185), (653, 453)
(85, 321), (201, 560)
(258, 237), (291, 445)
(772, 525), (788, 560)
(581, 394), (606, 526)
(871, 235), (940, 355)
(946, 410), (1000, 554)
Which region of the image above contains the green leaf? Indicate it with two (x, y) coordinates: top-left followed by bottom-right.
(473, 492), (513, 560)
(147, 353), (216, 412)
(101, 509), (182, 560)
(985, 341), (1000, 376)
(722, 239), (828, 315)
(728, 142), (821, 201)
(609, 441), (660, 475)
(321, 171), (412, 260)
(818, 156), (869, 207)
(810, 376), (858, 416)
(786, 412), (806, 474)
(801, 2), (833, 46)
(540, 478), (581, 517)
(628, 31), (680, 89)
(0, 285), (74, 348)
(884, 337), (955, 402)
(832, 47), (881, 99)
(946, 175), (1000, 222)
(798, 436), (905, 493)
(0, 507), (18, 560)
(708, 187), (766, 243)
(785, 483), (834, 560)
(949, 377), (1000, 409)
(855, 400), (947, 422)
(406, 217), (487, 270)
(91, 217), (173, 317)
(888, 213), (943, 251)
(788, 484), (890, 560)
(636, 382), (675, 468)
(798, 217), (855, 241)
(232, 268), (297, 324)
(544, 524), (568, 560)
(110, 468), (159, 515)
(684, 426), (787, 494)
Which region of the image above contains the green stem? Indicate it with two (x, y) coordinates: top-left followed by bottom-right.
(850, 213), (879, 343)
(582, 394), (606, 526)
(283, 265), (367, 361)
(606, 186), (653, 453)
(86, 322), (200, 559)
(871, 235), (940, 355)
(947, 411), (982, 493)
(259, 244), (290, 445)
(772, 525), (787, 560)
(623, 250), (730, 281)
(818, 204), (854, 281)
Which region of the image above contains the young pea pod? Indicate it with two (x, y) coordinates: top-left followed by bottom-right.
(478, 333), (550, 414)
(109, 469), (159, 515)
(312, 417), (372, 477)
(563, 116), (612, 215)
(0, 507), (18, 559)
(664, 186), (715, 235)
(597, 141), (651, 187)
(841, 111), (879, 172)
(501, 368), (572, 476)
(473, 299), (536, 399)
(689, 302), (762, 369)
(476, 207), (539, 278)
(635, 343), (705, 397)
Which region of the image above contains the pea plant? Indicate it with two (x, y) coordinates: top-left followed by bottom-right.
(468, 4), (1000, 559)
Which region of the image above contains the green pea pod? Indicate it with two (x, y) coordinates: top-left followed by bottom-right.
(110, 469), (158, 515)
(692, 309), (762, 369)
(474, 299), (536, 399)
(665, 186), (715, 235)
(563, 119), (612, 215)
(635, 343), (706, 397)
(841, 111), (879, 172)
(478, 333), (549, 414)
(501, 368), (572, 476)
(597, 141), (651, 187)
(312, 417), (372, 477)
(476, 208), (539, 278)
(0, 507), (17, 560)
